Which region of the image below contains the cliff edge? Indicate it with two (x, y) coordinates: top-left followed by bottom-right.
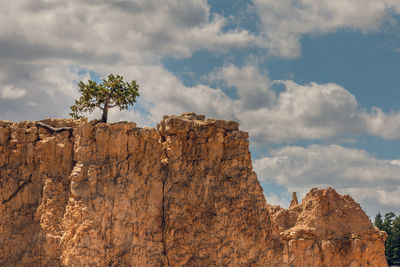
(0, 113), (387, 266)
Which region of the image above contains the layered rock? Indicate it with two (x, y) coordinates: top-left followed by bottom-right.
(0, 113), (387, 266)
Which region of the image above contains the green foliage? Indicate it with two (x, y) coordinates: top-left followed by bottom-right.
(69, 74), (139, 122)
(393, 216), (400, 264)
(375, 212), (383, 229)
(374, 211), (400, 265)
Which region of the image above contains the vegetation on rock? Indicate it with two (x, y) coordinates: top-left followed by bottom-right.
(69, 74), (139, 123)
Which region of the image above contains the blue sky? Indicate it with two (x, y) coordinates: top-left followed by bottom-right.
(1, 0), (400, 217)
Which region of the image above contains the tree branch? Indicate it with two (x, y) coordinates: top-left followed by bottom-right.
(36, 122), (74, 133)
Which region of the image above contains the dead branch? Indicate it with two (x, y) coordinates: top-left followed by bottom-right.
(36, 121), (74, 133)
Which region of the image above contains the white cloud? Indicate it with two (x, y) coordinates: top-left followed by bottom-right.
(137, 65), (236, 123)
(0, 0), (399, 142)
(254, 144), (400, 215)
(34, 65), (87, 100)
(208, 64), (276, 109)
(0, 85), (26, 99)
(387, 0), (400, 13)
(264, 193), (290, 208)
(364, 107), (400, 139)
(208, 65), (400, 143)
(0, 0), (254, 63)
(1, 0), (399, 138)
(238, 80), (367, 143)
(0, 0), (256, 121)
(252, 0), (400, 58)
(0, 64), (90, 121)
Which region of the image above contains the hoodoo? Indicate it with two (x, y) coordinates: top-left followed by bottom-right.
(0, 113), (387, 266)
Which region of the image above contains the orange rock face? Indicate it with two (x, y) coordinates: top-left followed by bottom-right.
(0, 113), (387, 266)
(267, 188), (388, 267)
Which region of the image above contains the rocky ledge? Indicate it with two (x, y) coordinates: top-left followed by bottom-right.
(0, 113), (387, 266)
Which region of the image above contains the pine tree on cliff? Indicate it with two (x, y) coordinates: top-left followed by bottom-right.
(69, 74), (139, 123)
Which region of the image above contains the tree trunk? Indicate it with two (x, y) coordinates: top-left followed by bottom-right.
(101, 103), (108, 123)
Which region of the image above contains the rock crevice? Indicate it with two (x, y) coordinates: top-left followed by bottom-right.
(2, 175), (32, 204)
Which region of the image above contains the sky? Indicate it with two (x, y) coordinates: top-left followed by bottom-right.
(1, 0), (400, 218)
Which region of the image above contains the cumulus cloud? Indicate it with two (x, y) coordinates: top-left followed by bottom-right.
(0, 0), (255, 121)
(0, 64), (88, 121)
(254, 144), (400, 215)
(2, 0), (400, 140)
(1, 0), (254, 62)
(0, 85), (26, 99)
(138, 65), (236, 123)
(208, 64), (276, 109)
(264, 192), (290, 208)
(364, 108), (400, 139)
(252, 0), (400, 57)
(207, 64), (400, 143)
(238, 80), (367, 143)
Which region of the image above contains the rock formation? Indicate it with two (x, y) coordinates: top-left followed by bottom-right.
(267, 188), (388, 266)
(289, 192), (298, 208)
(0, 113), (387, 266)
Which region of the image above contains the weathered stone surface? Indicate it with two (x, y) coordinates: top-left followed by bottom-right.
(267, 188), (388, 267)
(0, 119), (79, 266)
(158, 114), (270, 266)
(61, 121), (165, 267)
(0, 114), (387, 266)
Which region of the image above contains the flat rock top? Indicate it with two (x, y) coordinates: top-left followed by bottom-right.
(159, 113), (239, 134)
(0, 112), (239, 132)
(0, 118), (85, 128)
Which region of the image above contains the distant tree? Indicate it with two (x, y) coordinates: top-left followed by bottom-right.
(383, 212), (396, 230)
(375, 212), (383, 229)
(384, 212), (396, 264)
(69, 74), (139, 123)
(392, 216), (400, 264)
(375, 211), (400, 265)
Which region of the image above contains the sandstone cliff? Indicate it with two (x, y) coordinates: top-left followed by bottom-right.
(0, 113), (387, 266)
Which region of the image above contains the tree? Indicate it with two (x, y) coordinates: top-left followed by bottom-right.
(392, 216), (400, 264)
(69, 74), (139, 123)
(375, 211), (400, 265)
(375, 212), (383, 230)
(384, 212), (396, 264)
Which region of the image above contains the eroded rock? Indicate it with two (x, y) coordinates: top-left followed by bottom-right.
(0, 114), (387, 266)
(267, 188), (388, 267)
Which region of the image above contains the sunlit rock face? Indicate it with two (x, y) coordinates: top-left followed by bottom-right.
(267, 187), (388, 267)
(0, 114), (387, 266)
